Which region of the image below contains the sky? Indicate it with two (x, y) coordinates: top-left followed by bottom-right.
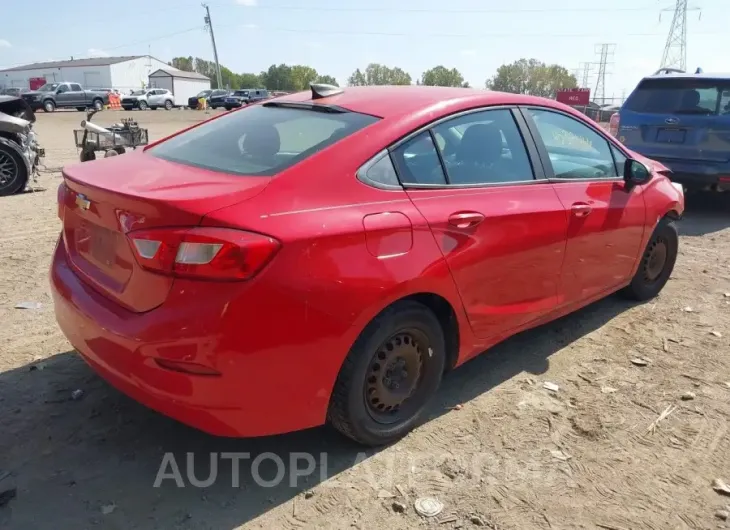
(0, 0), (726, 101)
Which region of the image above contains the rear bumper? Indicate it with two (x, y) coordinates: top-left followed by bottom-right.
(50, 238), (349, 438)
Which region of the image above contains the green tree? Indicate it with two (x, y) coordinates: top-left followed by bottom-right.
(347, 63), (412, 86)
(169, 56), (194, 72)
(290, 65), (319, 91)
(315, 75), (339, 86)
(238, 73), (262, 88)
(420, 66), (468, 87)
(486, 58), (577, 98)
(260, 64), (294, 91)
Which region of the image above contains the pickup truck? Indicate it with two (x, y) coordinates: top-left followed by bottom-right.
(21, 82), (109, 112)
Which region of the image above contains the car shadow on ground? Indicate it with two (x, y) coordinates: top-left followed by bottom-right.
(0, 294), (635, 529)
(679, 192), (730, 237)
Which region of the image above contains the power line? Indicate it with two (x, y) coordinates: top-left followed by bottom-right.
(223, 25), (723, 40)
(593, 43), (616, 106)
(659, 0), (701, 71)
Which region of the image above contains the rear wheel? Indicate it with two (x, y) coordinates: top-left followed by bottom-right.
(164, 100), (173, 110)
(621, 218), (678, 301)
(0, 145), (28, 196)
(224, 106), (232, 111)
(93, 99), (104, 111)
(327, 300), (445, 446)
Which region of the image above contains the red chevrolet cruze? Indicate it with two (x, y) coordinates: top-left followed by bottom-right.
(52, 85), (684, 446)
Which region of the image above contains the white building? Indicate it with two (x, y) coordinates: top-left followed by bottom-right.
(0, 55), (172, 92)
(148, 68), (211, 106)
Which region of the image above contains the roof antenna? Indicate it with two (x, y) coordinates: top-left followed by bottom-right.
(695, 67), (703, 74)
(310, 83), (343, 99)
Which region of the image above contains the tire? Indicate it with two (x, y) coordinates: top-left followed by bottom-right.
(327, 300), (446, 446)
(43, 100), (55, 112)
(0, 144), (29, 196)
(92, 99), (104, 111)
(224, 106), (232, 111)
(164, 100), (173, 110)
(621, 218), (679, 301)
(138, 100), (148, 110)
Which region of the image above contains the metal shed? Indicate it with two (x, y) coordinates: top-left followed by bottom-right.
(148, 68), (211, 107)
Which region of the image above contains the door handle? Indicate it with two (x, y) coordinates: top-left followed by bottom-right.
(448, 211), (485, 229)
(571, 203), (592, 218)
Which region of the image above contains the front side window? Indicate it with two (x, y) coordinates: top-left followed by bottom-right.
(527, 108), (618, 180)
(150, 105), (379, 176)
(38, 83), (59, 92)
(431, 109), (534, 185)
(57, 84), (69, 93)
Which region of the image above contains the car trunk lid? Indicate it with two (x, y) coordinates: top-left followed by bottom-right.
(59, 152), (271, 313)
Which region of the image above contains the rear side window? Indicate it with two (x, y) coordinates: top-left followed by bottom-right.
(150, 105), (379, 176)
(624, 78), (727, 115)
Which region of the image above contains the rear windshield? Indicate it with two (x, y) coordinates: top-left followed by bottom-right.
(624, 78), (730, 115)
(150, 104), (380, 176)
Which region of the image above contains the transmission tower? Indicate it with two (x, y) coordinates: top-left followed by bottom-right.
(659, 0), (701, 71)
(580, 62), (593, 89)
(593, 44), (615, 106)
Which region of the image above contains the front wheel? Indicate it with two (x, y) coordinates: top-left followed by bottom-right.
(0, 145), (28, 196)
(621, 218), (679, 301)
(138, 100), (148, 110)
(43, 100), (55, 112)
(327, 300), (446, 446)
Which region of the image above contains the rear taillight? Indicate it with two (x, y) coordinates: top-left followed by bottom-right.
(127, 227), (280, 281)
(608, 113), (620, 138)
(57, 182), (67, 220)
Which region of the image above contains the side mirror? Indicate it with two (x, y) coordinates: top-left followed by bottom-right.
(624, 158), (652, 186)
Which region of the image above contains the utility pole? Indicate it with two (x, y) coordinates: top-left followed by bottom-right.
(202, 3), (223, 89)
(659, 0), (700, 71)
(593, 43), (616, 106)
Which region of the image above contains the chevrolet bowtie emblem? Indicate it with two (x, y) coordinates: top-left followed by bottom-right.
(75, 194), (91, 210)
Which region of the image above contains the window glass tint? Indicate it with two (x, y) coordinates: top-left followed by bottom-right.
(391, 132), (447, 185)
(57, 85), (69, 93)
(70, 84), (82, 91)
(527, 109), (617, 179)
(623, 78), (722, 115)
(361, 153), (400, 187)
(611, 144), (627, 177)
(150, 105), (379, 176)
(432, 109), (534, 184)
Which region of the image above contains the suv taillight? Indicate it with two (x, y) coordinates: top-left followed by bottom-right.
(608, 112), (620, 138)
(127, 227), (280, 281)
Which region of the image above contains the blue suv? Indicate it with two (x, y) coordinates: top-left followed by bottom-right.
(613, 70), (730, 192)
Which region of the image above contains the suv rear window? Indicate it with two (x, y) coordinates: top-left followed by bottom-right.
(624, 78), (729, 115)
(150, 105), (379, 176)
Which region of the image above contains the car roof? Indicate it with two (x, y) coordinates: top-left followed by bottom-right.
(642, 72), (730, 81)
(274, 86), (568, 120)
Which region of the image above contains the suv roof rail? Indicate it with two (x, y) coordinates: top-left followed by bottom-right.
(310, 83), (343, 99)
(653, 67), (686, 75)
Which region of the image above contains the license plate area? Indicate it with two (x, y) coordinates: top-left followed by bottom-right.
(89, 225), (118, 267)
(656, 128), (686, 143)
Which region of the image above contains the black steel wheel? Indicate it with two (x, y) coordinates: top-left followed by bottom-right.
(0, 145), (28, 196)
(621, 217), (678, 301)
(328, 300), (446, 446)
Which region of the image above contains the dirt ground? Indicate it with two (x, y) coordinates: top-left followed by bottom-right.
(1, 109), (730, 530)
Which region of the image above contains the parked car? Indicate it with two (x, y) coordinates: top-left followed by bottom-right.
(224, 88), (269, 110)
(1, 87), (24, 97)
(21, 82), (109, 112)
(208, 90), (232, 109)
(187, 89), (227, 109)
(611, 70), (730, 192)
(52, 85), (684, 447)
(121, 88), (175, 111)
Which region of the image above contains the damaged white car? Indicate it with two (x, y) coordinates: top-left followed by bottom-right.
(0, 95), (44, 196)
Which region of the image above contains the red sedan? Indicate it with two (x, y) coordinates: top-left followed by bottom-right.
(52, 85), (684, 446)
